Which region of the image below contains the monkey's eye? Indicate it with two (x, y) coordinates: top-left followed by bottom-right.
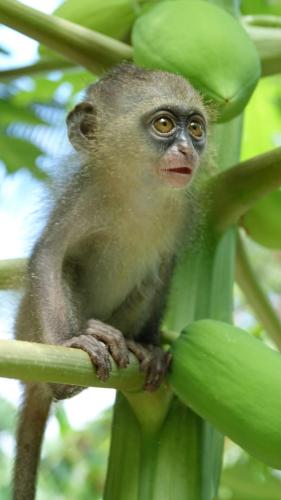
(152, 116), (176, 135)
(187, 118), (205, 140)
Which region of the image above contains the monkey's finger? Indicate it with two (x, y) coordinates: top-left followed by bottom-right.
(126, 339), (152, 372)
(145, 351), (172, 391)
(85, 319), (129, 368)
(64, 334), (111, 381)
(126, 341), (172, 391)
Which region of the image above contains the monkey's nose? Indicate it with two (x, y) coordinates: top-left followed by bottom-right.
(178, 143), (194, 159)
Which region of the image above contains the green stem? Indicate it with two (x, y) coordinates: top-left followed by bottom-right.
(244, 15), (281, 29)
(105, 395), (203, 500)
(243, 17), (281, 76)
(138, 431), (159, 500)
(0, 0), (132, 74)
(0, 339), (144, 391)
(207, 147), (281, 234)
(124, 388), (173, 499)
(0, 58), (75, 80)
(0, 258), (26, 289)
(104, 393), (141, 500)
(236, 233), (281, 350)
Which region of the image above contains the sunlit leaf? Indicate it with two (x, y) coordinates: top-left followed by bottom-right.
(218, 451), (281, 500)
(12, 71), (94, 108)
(0, 99), (44, 125)
(0, 134), (46, 178)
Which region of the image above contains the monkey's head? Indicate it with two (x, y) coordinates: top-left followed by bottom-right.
(67, 64), (208, 190)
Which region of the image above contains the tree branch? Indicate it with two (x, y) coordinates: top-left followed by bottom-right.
(0, 0), (133, 75)
(207, 147), (281, 233)
(0, 339), (144, 392)
(236, 234), (281, 351)
(0, 58), (75, 80)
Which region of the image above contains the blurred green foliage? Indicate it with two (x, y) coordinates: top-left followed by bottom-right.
(242, 75), (281, 160)
(0, 395), (111, 499)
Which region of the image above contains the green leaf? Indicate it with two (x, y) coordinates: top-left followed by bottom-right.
(0, 98), (44, 125)
(218, 452), (281, 500)
(0, 134), (46, 178)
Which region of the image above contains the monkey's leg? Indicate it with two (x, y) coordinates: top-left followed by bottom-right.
(13, 382), (52, 500)
(126, 340), (172, 391)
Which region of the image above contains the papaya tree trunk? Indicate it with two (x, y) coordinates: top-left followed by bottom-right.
(104, 0), (243, 494)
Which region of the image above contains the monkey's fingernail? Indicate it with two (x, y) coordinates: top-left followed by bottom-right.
(96, 367), (110, 382)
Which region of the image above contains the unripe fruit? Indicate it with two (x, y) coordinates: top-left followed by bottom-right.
(169, 320), (281, 469)
(133, 0), (261, 122)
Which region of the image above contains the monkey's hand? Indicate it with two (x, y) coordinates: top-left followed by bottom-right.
(126, 340), (172, 391)
(63, 319), (130, 382)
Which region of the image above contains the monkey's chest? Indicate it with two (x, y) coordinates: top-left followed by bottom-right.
(79, 222), (177, 323)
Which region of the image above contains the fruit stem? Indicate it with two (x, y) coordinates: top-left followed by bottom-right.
(207, 147), (281, 233)
(236, 232), (281, 350)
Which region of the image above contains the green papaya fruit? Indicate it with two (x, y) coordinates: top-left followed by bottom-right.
(169, 319), (281, 469)
(132, 0), (261, 122)
(241, 188), (281, 249)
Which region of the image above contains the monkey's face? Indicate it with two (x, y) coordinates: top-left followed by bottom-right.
(67, 68), (208, 192)
(143, 106), (207, 189)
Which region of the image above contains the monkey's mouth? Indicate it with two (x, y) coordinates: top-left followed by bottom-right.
(163, 167), (192, 175)
(159, 165), (193, 188)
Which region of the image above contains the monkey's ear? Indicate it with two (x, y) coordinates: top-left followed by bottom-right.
(66, 101), (96, 151)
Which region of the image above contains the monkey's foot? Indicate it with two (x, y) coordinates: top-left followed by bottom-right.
(126, 340), (172, 391)
(64, 319), (129, 382)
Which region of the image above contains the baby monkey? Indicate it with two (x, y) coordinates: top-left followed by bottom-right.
(13, 64), (208, 500)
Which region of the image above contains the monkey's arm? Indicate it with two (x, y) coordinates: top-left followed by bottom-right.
(16, 186), (129, 381)
(17, 216), (78, 345)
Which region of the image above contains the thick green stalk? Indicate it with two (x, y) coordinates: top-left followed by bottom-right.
(105, 394), (203, 500)
(207, 147), (281, 234)
(0, 0), (132, 74)
(138, 432), (159, 500)
(236, 233), (281, 350)
(104, 393), (141, 500)
(244, 15), (281, 29)
(0, 339), (144, 391)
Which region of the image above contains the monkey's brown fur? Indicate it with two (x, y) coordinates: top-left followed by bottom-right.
(13, 64), (209, 499)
